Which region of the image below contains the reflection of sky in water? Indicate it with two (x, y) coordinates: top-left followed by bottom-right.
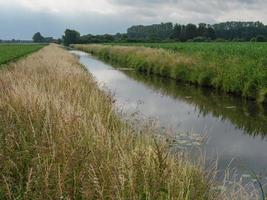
(73, 51), (267, 175)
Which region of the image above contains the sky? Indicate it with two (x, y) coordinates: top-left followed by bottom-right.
(0, 0), (267, 40)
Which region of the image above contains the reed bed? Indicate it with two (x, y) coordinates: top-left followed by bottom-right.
(0, 44), (260, 199)
(73, 44), (267, 103)
(0, 44), (214, 199)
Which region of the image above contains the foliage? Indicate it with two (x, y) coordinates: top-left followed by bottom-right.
(63, 29), (80, 46)
(127, 23), (173, 41)
(126, 21), (267, 42)
(61, 21), (267, 45)
(32, 32), (45, 43)
(79, 34), (115, 43)
(0, 44), (215, 199)
(213, 21), (267, 41)
(256, 35), (266, 42)
(32, 32), (58, 43)
(192, 36), (209, 42)
(73, 43), (267, 103)
(0, 44), (45, 65)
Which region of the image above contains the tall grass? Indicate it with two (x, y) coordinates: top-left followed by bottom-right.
(0, 44), (215, 199)
(73, 44), (267, 103)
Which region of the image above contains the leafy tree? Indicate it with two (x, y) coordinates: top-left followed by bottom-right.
(193, 36), (207, 42)
(172, 24), (182, 40)
(179, 25), (187, 42)
(32, 32), (44, 43)
(63, 29), (80, 46)
(250, 37), (257, 42)
(198, 23), (207, 36)
(213, 21), (267, 41)
(206, 27), (216, 40)
(127, 23), (173, 41)
(185, 24), (198, 40)
(256, 35), (266, 42)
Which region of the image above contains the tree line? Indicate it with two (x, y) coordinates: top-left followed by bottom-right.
(32, 32), (61, 43)
(31, 21), (267, 45)
(127, 21), (267, 42)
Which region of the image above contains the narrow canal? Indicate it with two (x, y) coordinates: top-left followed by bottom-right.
(71, 50), (267, 183)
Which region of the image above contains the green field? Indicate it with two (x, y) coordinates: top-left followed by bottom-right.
(73, 43), (267, 103)
(0, 44), (45, 65)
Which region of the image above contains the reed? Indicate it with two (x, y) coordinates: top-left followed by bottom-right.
(0, 44), (214, 199)
(73, 44), (267, 103)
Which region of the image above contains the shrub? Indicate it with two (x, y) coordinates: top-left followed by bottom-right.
(256, 35), (266, 42)
(193, 36), (208, 42)
(215, 38), (228, 42)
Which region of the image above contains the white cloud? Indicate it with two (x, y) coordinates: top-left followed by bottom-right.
(0, 0), (118, 15)
(0, 0), (266, 39)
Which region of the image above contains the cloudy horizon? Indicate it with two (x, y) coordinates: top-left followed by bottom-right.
(1, 0), (267, 40)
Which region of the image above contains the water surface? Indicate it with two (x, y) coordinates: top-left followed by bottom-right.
(71, 50), (267, 180)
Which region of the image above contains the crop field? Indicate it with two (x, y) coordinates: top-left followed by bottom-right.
(74, 43), (267, 103)
(0, 44), (45, 65)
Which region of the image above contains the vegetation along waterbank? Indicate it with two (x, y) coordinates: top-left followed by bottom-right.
(73, 43), (267, 103)
(0, 44), (224, 199)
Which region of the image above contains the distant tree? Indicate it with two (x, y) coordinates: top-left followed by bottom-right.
(63, 29), (80, 46)
(172, 24), (182, 40)
(250, 37), (257, 42)
(206, 27), (216, 40)
(32, 32), (45, 43)
(212, 21), (267, 41)
(179, 25), (187, 42)
(215, 38), (228, 42)
(185, 24), (198, 40)
(127, 23), (173, 41)
(198, 23), (207, 36)
(193, 36), (208, 42)
(256, 35), (266, 42)
(57, 39), (62, 44)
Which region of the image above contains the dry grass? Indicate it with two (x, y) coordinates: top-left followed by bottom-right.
(73, 44), (196, 79)
(0, 44), (215, 199)
(73, 44), (267, 103)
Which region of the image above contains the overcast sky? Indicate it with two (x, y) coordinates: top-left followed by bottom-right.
(0, 0), (266, 40)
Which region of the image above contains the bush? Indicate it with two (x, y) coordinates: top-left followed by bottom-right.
(232, 38), (245, 42)
(215, 38), (228, 42)
(193, 36), (208, 42)
(256, 35), (266, 42)
(250, 37), (257, 42)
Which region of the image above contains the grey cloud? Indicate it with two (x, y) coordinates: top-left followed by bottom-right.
(0, 0), (266, 40)
(111, 0), (266, 14)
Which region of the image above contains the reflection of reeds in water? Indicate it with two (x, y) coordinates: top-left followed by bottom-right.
(124, 71), (267, 137)
(73, 44), (267, 104)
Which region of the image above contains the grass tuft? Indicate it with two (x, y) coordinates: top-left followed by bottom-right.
(73, 44), (267, 103)
(0, 44), (215, 199)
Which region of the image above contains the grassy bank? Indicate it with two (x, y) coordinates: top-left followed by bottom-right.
(0, 44), (218, 199)
(73, 44), (267, 103)
(0, 44), (45, 66)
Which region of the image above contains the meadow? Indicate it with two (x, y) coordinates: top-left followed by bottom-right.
(0, 44), (45, 65)
(0, 44), (261, 199)
(0, 44), (217, 199)
(73, 43), (267, 103)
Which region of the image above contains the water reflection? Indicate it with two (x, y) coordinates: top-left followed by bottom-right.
(71, 50), (267, 176)
(124, 71), (267, 137)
